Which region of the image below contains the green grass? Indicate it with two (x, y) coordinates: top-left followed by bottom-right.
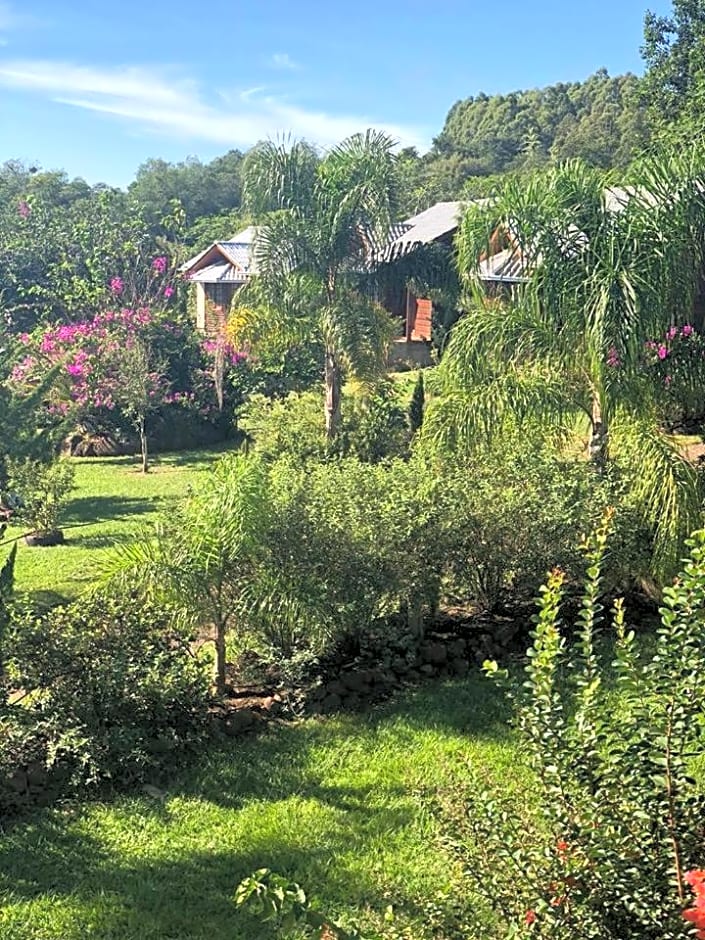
(4, 447), (234, 606)
(0, 679), (521, 940)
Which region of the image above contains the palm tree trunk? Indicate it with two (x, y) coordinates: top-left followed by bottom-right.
(588, 395), (608, 472)
(324, 347), (342, 440)
(214, 622), (227, 696)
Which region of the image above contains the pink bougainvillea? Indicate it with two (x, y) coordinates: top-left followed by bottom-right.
(12, 306), (246, 424)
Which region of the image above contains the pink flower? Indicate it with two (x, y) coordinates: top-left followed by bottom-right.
(152, 256), (168, 274)
(657, 344), (668, 360)
(110, 276), (124, 295)
(667, 326), (679, 340)
(164, 286), (174, 298)
(18, 200), (30, 218)
(682, 324), (695, 337)
(606, 346), (621, 368)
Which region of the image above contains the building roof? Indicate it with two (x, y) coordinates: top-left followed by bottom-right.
(476, 247), (531, 284)
(181, 226), (259, 282)
(382, 201), (465, 262)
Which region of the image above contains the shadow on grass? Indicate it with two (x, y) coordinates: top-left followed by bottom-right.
(63, 495), (158, 527)
(0, 793), (416, 939)
(176, 676), (513, 813)
(0, 678), (513, 938)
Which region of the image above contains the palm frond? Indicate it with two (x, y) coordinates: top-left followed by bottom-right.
(424, 360), (580, 455)
(243, 138), (319, 217)
(320, 291), (396, 386)
(611, 409), (703, 581)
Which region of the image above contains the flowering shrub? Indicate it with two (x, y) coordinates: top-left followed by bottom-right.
(454, 515), (705, 939)
(643, 324), (705, 413)
(11, 309), (247, 448)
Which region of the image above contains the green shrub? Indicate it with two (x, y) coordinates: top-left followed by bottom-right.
(435, 438), (601, 612)
(5, 457), (75, 535)
(238, 382), (410, 465)
(0, 593), (210, 809)
(456, 518), (705, 939)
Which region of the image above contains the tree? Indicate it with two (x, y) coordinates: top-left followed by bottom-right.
(642, 0), (705, 134)
(113, 339), (168, 473)
(428, 154), (705, 578)
(238, 131), (399, 438)
(112, 455), (269, 695)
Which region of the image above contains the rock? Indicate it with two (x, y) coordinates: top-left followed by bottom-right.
(368, 668), (389, 687)
(342, 672), (370, 695)
(450, 658), (470, 676)
(260, 697), (282, 716)
(224, 708), (256, 736)
(420, 663), (436, 676)
(420, 643), (447, 665)
(447, 639), (467, 659)
(321, 693), (342, 713)
(326, 680), (347, 698)
(495, 622), (521, 647)
(391, 657), (411, 676)
(345, 693), (361, 711)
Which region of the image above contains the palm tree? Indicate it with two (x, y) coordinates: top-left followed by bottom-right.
(236, 131), (399, 438)
(109, 455), (270, 695)
(427, 153), (705, 578)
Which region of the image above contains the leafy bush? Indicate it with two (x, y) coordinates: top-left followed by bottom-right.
(235, 869), (363, 939)
(0, 593), (210, 809)
(456, 519), (705, 939)
(5, 457), (75, 534)
(435, 437), (603, 612)
(238, 382), (410, 465)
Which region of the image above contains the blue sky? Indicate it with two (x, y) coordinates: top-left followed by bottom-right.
(0, 0), (674, 188)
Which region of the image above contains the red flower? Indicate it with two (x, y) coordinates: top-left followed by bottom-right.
(524, 909), (537, 925)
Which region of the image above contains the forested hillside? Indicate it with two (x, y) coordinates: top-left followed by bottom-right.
(405, 71), (650, 206)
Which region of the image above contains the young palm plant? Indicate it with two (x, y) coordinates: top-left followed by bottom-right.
(235, 131), (399, 438)
(107, 455), (270, 695)
(427, 152), (705, 579)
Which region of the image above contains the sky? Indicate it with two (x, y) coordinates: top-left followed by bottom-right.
(0, 0), (675, 189)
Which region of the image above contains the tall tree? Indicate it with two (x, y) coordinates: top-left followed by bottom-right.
(428, 154), (705, 577)
(642, 0), (705, 139)
(238, 131), (399, 438)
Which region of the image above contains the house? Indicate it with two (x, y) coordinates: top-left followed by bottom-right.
(380, 201), (464, 349)
(180, 226), (258, 333)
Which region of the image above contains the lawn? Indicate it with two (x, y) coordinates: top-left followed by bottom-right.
(0, 677), (520, 940)
(4, 446), (234, 606)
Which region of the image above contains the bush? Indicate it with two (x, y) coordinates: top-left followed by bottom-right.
(238, 382), (410, 465)
(5, 457), (75, 535)
(0, 593), (210, 810)
(455, 519), (705, 939)
(435, 437), (601, 612)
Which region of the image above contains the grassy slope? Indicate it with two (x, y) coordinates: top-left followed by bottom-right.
(0, 679), (521, 940)
(4, 447), (232, 606)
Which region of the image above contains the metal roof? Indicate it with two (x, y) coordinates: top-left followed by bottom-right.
(476, 248), (531, 284)
(382, 201), (465, 261)
(187, 261), (249, 284)
(181, 225), (259, 282)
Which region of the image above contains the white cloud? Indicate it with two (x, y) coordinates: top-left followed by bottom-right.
(269, 52), (300, 71)
(0, 58), (427, 150)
